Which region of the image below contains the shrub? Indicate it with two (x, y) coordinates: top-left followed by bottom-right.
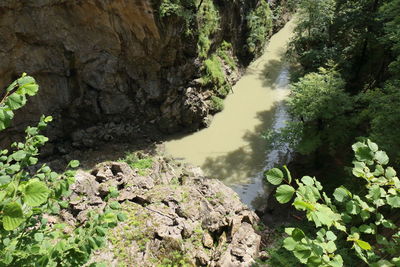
(197, 0), (220, 58)
(265, 139), (400, 266)
(246, 0), (273, 56)
(0, 75), (122, 266)
(159, 0), (197, 33)
(203, 55), (225, 86)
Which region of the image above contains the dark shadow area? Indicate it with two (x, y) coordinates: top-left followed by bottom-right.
(200, 101), (284, 185)
(259, 59), (285, 88)
(48, 139), (159, 172)
(259, 47), (288, 87)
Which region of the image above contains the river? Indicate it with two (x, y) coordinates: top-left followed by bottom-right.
(164, 18), (296, 210)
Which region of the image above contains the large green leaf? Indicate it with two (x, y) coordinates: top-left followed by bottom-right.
(387, 196), (400, 208)
(5, 93), (26, 110)
(385, 167), (397, 178)
(314, 205), (340, 227)
(293, 200), (315, 211)
(11, 150), (27, 161)
(283, 237), (297, 251)
(333, 187), (351, 202)
(0, 175), (11, 185)
(293, 244), (312, 263)
(367, 139), (378, 152)
(23, 179), (50, 207)
(326, 231), (337, 241)
(352, 143), (374, 163)
(292, 228), (306, 241)
(3, 202), (24, 230)
(69, 160), (80, 168)
(301, 176), (314, 186)
(375, 151), (389, 165)
(265, 168), (284, 185)
(21, 83), (39, 96)
(346, 200), (360, 215)
(275, 185), (295, 203)
(330, 255), (344, 267)
(0, 108), (14, 131)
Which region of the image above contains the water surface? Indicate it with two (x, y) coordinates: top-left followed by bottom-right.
(164, 19), (296, 209)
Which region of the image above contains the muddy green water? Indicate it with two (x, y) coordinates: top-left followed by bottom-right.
(164, 19), (296, 209)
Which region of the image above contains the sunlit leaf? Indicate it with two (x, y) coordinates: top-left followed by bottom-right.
(265, 168), (284, 185)
(23, 179), (50, 207)
(355, 239), (372, 250)
(275, 184), (295, 203)
(3, 202), (24, 230)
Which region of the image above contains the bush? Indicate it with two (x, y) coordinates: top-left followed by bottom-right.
(265, 139), (400, 266)
(203, 55), (225, 86)
(246, 0), (273, 56)
(159, 0), (196, 34)
(197, 0), (220, 58)
(0, 75), (122, 266)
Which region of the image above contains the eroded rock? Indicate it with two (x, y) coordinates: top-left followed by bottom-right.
(74, 155), (261, 266)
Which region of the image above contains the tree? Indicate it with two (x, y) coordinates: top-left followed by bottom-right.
(266, 65), (353, 155)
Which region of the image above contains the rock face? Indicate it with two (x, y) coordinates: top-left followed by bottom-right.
(68, 157), (261, 266)
(0, 0), (261, 146)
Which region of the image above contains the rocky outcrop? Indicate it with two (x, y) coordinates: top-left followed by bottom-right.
(66, 156), (261, 266)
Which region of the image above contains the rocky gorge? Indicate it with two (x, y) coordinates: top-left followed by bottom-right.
(0, 1), (296, 266)
(0, 0), (293, 149)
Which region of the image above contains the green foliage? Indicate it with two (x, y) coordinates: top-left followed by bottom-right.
(0, 73), (39, 131)
(246, 0), (273, 56)
(359, 82), (400, 163)
(202, 55), (231, 97)
(266, 140), (400, 266)
(159, 0), (196, 34)
(288, 0), (336, 70)
(267, 65), (353, 155)
(203, 55), (225, 86)
(210, 96), (224, 112)
(288, 65), (351, 122)
(119, 152), (153, 176)
(197, 0), (220, 58)
(0, 76), (121, 266)
(216, 41), (236, 69)
(380, 0), (400, 77)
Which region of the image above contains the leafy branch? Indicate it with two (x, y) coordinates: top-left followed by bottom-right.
(266, 139), (400, 266)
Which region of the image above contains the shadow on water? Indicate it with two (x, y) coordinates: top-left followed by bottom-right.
(259, 48), (288, 87)
(201, 101), (283, 185)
